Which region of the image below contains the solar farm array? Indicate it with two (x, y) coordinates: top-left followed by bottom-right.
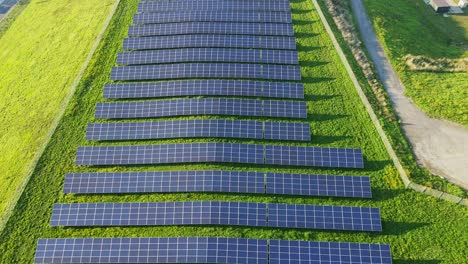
(34, 0), (393, 263)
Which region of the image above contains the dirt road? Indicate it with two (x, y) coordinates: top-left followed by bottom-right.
(350, 0), (468, 189)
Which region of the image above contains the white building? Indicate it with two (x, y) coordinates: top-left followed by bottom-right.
(459, 0), (468, 8)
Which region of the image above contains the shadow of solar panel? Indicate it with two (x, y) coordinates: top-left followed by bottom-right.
(34, 237), (269, 264)
(264, 122), (310, 141)
(138, 0), (291, 12)
(86, 120), (263, 141)
(128, 23), (294, 37)
(75, 143), (264, 165)
(265, 145), (364, 168)
(122, 35), (297, 50)
(265, 173), (372, 198)
(103, 80), (303, 99)
(269, 240), (393, 264)
(63, 171), (265, 194)
(110, 64), (301, 81)
(268, 204), (382, 231)
(116, 48), (299, 65)
(50, 202), (267, 227)
(133, 11), (292, 24)
(94, 99), (306, 119)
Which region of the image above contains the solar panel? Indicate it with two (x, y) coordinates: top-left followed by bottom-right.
(86, 120), (263, 141)
(264, 145), (365, 168)
(86, 120), (309, 141)
(116, 48), (299, 65)
(50, 202), (267, 227)
(138, 1), (291, 12)
(269, 240), (393, 264)
(103, 80), (304, 99)
(128, 23), (294, 37)
(94, 99), (306, 119)
(133, 11), (292, 24)
(75, 143), (264, 165)
(35, 237), (269, 264)
(268, 204), (382, 231)
(266, 173), (372, 198)
(122, 35), (297, 50)
(264, 122), (310, 141)
(63, 171), (265, 194)
(110, 64), (301, 81)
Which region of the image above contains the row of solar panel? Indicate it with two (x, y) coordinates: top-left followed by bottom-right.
(104, 80), (304, 99)
(86, 120), (311, 141)
(117, 48), (299, 65)
(134, 11), (292, 24)
(75, 143), (364, 168)
(128, 23), (294, 37)
(50, 201), (382, 232)
(34, 237), (393, 264)
(64, 171), (372, 198)
(95, 99), (307, 119)
(122, 35), (296, 50)
(138, 1), (291, 13)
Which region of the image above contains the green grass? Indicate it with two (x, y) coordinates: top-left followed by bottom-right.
(0, 0), (115, 220)
(0, 0), (467, 263)
(363, 0), (468, 125)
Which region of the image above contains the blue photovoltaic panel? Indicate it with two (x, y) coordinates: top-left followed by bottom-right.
(122, 35), (296, 50)
(35, 237), (269, 264)
(63, 171), (265, 194)
(75, 143), (264, 165)
(94, 99), (306, 119)
(50, 202), (267, 227)
(264, 145), (364, 169)
(264, 122), (310, 141)
(138, 1), (291, 12)
(268, 204), (382, 231)
(110, 64), (301, 81)
(128, 23), (294, 37)
(116, 48), (299, 65)
(269, 240), (393, 264)
(103, 80), (304, 99)
(266, 173), (372, 198)
(133, 11), (292, 24)
(86, 120), (263, 141)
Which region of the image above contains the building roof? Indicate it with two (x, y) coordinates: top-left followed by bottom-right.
(431, 0), (450, 7)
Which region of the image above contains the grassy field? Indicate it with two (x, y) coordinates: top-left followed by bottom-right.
(0, 0), (467, 263)
(0, 0), (115, 222)
(363, 0), (468, 125)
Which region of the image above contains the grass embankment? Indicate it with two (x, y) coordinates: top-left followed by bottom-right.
(0, 0), (467, 263)
(0, 0), (115, 222)
(363, 0), (468, 125)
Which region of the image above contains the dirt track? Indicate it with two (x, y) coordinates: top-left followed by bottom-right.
(350, 0), (468, 189)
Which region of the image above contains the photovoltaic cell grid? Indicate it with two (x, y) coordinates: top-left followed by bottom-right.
(86, 120), (310, 141)
(266, 173), (372, 198)
(63, 171), (372, 199)
(35, 237), (269, 264)
(103, 80), (304, 99)
(50, 202), (267, 227)
(269, 240), (392, 264)
(128, 23), (294, 37)
(268, 204), (382, 231)
(122, 35), (296, 50)
(138, 1), (291, 12)
(116, 48), (299, 65)
(94, 99), (307, 119)
(265, 145), (364, 168)
(133, 11), (292, 24)
(63, 171), (265, 194)
(75, 143), (265, 166)
(110, 64), (301, 81)
(50, 202), (381, 231)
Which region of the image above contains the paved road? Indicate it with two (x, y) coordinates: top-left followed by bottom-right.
(350, 0), (468, 189)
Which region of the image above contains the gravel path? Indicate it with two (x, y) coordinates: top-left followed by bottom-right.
(350, 0), (468, 189)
